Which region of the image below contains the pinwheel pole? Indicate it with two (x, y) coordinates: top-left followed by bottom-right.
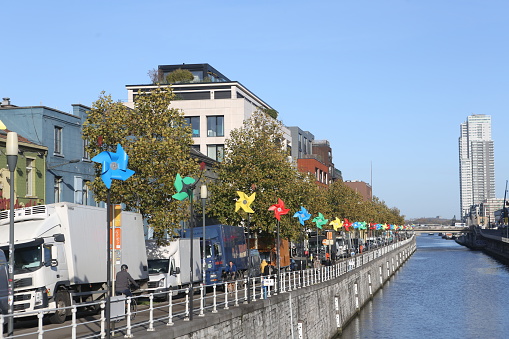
(172, 163), (206, 321)
(91, 144), (135, 339)
(268, 198), (290, 295)
(235, 191), (255, 303)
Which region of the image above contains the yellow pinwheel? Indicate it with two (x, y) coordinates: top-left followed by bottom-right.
(329, 217), (343, 231)
(235, 191), (256, 213)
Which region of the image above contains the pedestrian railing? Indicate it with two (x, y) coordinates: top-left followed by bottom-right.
(0, 235), (416, 338)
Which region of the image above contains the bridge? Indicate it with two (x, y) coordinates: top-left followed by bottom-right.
(412, 225), (469, 233)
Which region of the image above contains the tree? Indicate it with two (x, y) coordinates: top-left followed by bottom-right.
(82, 87), (198, 238)
(326, 180), (365, 220)
(147, 68), (164, 84)
(208, 111), (310, 240)
(165, 68), (194, 84)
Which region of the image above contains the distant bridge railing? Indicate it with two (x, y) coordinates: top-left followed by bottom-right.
(413, 225), (468, 233)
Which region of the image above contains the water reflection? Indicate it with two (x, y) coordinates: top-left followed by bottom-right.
(339, 235), (509, 339)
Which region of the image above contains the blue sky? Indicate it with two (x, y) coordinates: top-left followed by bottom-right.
(2, 1), (508, 219)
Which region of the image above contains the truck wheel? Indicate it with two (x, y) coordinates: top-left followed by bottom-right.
(49, 291), (70, 324)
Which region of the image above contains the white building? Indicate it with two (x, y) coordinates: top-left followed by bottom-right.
(125, 64), (291, 161)
(459, 114), (495, 220)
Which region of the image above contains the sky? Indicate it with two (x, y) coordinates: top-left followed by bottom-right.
(2, 1), (508, 220)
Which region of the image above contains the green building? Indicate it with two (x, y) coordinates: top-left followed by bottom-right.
(0, 130), (47, 209)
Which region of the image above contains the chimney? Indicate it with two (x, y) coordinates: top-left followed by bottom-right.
(1, 97), (11, 106)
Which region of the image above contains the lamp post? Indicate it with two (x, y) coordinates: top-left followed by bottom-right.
(6, 132), (18, 337)
(200, 184), (207, 290)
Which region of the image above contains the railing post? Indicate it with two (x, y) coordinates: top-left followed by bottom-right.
(224, 282), (229, 309)
(100, 301), (106, 338)
(125, 297), (133, 338)
(212, 284), (218, 313)
(0, 314), (4, 339)
(37, 310), (44, 339)
(252, 277), (256, 302)
(234, 281), (239, 307)
(72, 305), (77, 339)
(148, 293), (155, 331)
(184, 288), (190, 321)
(199, 284), (205, 316)
(243, 278), (248, 304)
(267, 277), (272, 298)
(167, 290), (174, 326)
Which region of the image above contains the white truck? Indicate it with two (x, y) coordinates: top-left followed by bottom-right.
(0, 202), (148, 324)
(145, 238), (201, 299)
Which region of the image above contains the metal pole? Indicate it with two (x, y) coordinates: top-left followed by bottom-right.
(246, 214), (251, 303)
(201, 185), (207, 291)
(7, 156), (17, 337)
(188, 188), (194, 321)
(106, 190), (111, 339)
(276, 220), (280, 294)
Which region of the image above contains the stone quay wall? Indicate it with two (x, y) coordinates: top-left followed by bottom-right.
(147, 237), (417, 339)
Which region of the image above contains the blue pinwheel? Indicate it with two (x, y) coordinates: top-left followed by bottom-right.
(172, 173), (196, 201)
(293, 206), (311, 226)
(91, 144), (135, 189)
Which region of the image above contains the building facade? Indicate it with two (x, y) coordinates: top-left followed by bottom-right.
(0, 99), (96, 205)
(0, 130), (47, 207)
(125, 64), (291, 162)
(459, 114), (495, 220)
(344, 180), (372, 201)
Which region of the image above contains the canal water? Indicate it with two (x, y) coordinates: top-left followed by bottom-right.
(340, 234), (509, 339)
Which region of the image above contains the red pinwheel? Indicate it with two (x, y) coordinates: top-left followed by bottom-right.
(343, 218), (352, 231)
(268, 198), (290, 221)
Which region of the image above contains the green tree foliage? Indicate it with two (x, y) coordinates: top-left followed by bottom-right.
(326, 180), (365, 220)
(165, 68), (194, 84)
(260, 107), (279, 119)
(208, 111), (311, 240)
(82, 87), (198, 238)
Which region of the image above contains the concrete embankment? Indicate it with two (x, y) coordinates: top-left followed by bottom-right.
(145, 237), (416, 339)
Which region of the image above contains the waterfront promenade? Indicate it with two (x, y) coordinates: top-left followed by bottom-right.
(3, 235), (416, 339)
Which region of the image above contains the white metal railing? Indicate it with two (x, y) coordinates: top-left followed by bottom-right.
(1, 235), (416, 338)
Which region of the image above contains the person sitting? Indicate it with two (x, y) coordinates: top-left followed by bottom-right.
(225, 261), (237, 280)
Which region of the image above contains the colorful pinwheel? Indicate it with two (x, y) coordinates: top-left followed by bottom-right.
(91, 144), (135, 189)
(312, 213), (328, 229)
(343, 218), (352, 231)
(268, 198), (290, 220)
(329, 217), (343, 231)
(235, 191), (256, 213)
(172, 173), (196, 201)
(293, 206), (311, 225)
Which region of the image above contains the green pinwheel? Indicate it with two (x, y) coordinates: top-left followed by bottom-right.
(172, 173), (196, 201)
(312, 213), (328, 229)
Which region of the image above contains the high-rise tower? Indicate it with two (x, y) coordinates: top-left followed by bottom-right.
(459, 114), (495, 220)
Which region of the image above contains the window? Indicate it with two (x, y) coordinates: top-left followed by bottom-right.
(54, 127), (63, 154)
(74, 176), (83, 204)
(191, 145), (201, 152)
(26, 158), (34, 196)
(207, 116), (224, 137)
(184, 117), (200, 137)
(83, 139), (89, 159)
(207, 144), (224, 162)
(54, 177), (62, 202)
(83, 180), (90, 205)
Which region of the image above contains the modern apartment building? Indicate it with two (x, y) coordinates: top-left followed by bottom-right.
(459, 114), (495, 220)
(125, 64), (291, 162)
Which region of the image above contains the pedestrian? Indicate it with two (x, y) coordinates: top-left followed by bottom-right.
(260, 259), (268, 299)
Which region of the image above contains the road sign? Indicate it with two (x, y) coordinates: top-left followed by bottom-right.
(322, 239), (333, 246)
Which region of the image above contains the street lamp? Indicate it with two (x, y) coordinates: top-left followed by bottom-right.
(6, 132), (18, 337)
(200, 184), (207, 290)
